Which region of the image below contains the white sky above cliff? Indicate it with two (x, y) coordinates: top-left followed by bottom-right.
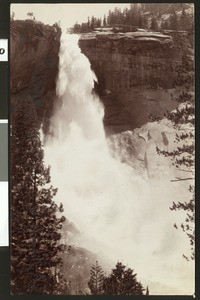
(11, 3), (130, 29)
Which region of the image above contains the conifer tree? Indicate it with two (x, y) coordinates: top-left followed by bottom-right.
(27, 12), (34, 19)
(11, 95), (66, 294)
(138, 14), (143, 28)
(150, 17), (158, 31)
(103, 262), (144, 295)
(11, 12), (15, 21)
(91, 16), (95, 30)
(179, 8), (187, 30)
(87, 17), (90, 31)
(146, 286), (150, 295)
(157, 41), (194, 260)
(103, 15), (107, 27)
(88, 261), (105, 295)
(161, 20), (170, 30)
(169, 10), (179, 30)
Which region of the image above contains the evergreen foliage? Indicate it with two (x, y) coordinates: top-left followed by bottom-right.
(11, 95), (66, 294)
(150, 17), (158, 31)
(169, 10), (179, 30)
(71, 3), (193, 33)
(73, 16), (102, 33)
(27, 12), (34, 18)
(27, 12), (35, 21)
(88, 262), (144, 295)
(103, 262), (144, 295)
(146, 285), (150, 295)
(179, 7), (194, 31)
(103, 15), (107, 27)
(157, 42), (194, 260)
(11, 12), (15, 21)
(88, 261), (105, 295)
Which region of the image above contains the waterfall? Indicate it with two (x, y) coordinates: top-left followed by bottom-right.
(44, 33), (194, 295)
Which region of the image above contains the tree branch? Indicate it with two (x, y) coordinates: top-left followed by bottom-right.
(171, 177), (194, 182)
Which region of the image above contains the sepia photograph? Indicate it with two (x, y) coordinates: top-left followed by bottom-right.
(10, 2), (195, 296)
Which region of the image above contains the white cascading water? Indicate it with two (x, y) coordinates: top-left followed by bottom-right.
(44, 33), (194, 295)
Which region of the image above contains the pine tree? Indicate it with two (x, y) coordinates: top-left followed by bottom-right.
(146, 286), (150, 295)
(103, 15), (107, 27)
(179, 8), (193, 32)
(157, 41), (194, 260)
(88, 261), (105, 295)
(169, 10), (179, 30)
(150, 17), (158, 31)
(103, 262), (144, 295)
(11, 12), (15, 21)
(11, 95), (66, 294)
(138, 14), (143, 28)
(129, 4), (139, 26)
(27, 12), (34, 20)
(161, 20), (170, 30)
(179, 8), (187, 30)
(91, 16), (95, 30)
(87, 17), (90, 31)
(96, 18), (102, 28)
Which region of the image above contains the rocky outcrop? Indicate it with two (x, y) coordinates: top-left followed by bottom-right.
(108, 119), (174, 178)
(60, 246), (97, 294)
(79, 30), (191, 135)
(10, 20), (61, 133)
(108, 115), (194, 186)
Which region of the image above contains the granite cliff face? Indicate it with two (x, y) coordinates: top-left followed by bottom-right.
(11, 22), (190, 137)
(10, 22), (193, 180)
(79, 29), (194, 182)
(79, 30), (189, 135)
(10, 20), (61, 133)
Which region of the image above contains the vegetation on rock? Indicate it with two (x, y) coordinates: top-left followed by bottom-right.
(72, 3), (193, 33)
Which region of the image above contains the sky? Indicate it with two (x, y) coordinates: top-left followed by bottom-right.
(11, 3), (130, 29)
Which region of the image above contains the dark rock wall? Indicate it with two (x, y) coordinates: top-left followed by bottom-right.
(10, 23), (192, 137)
(10, 20), (61, 133)
(79, 31), (187, 135)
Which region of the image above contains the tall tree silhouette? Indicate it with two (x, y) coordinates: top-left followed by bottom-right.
(103, 262), (144, 295)
(150, 17), (158, 31)
(169, 10), (179, 30)
(88, 261), (105, 295)
(103, 15), (107, 27)
(11, 95), (66, 294)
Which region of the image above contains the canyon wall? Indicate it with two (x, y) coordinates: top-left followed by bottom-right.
(10, 22), (193, 178)
(79, 29), (194, 180)
(79, 30), (190, 135)
(10, 20), (61, 133)
(11, 21), (191, 138)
